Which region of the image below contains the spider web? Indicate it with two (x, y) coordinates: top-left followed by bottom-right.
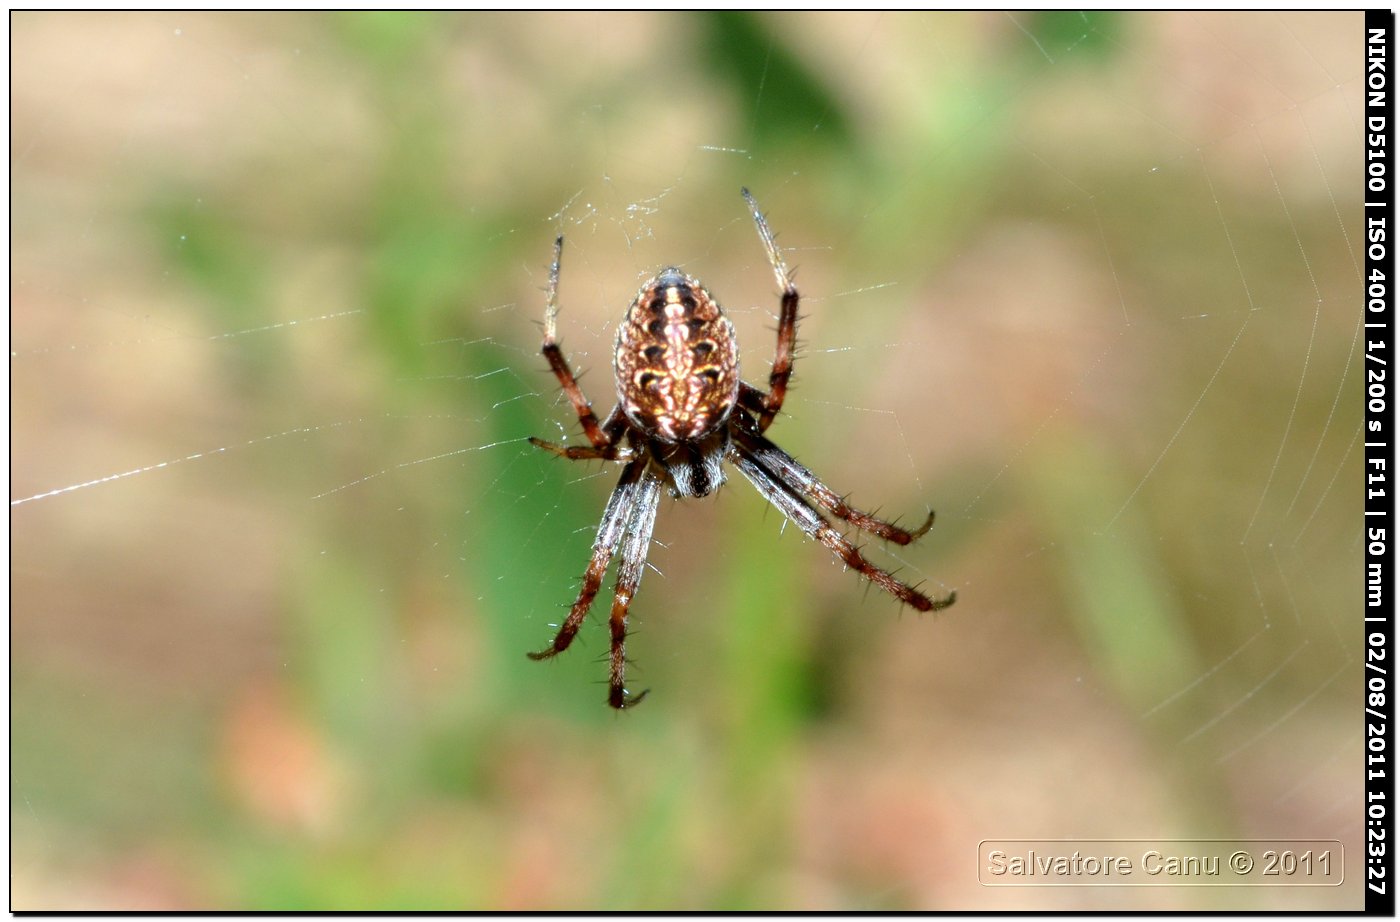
(10, 12), (1364, 911)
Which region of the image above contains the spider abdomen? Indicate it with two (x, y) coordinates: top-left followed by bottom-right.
(614, 268), (740, 444)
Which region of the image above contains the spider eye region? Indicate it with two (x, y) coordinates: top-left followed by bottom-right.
(615, 272), (739, 442)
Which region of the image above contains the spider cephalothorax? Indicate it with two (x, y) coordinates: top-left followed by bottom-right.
(528, 188), (955, 709)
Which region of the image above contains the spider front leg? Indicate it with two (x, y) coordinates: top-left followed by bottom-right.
(729, 443), (956, 613)
(528, 455), (647, 662)
(606, 469), (662, 709)
(530, 406), (636, 461)
(733, 421), (935, 545)
(742, 188), (799, 433)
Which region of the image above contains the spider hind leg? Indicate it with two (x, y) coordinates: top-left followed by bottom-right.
(741, 189), (800, 434)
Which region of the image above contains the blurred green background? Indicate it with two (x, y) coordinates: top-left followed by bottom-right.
(12, 12), (1363, 910)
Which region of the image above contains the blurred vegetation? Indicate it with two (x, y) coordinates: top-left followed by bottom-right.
(12, 11), (1362, 910)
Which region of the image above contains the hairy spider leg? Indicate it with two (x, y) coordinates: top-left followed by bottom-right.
(607, 468), (663, 709)
(529, 415), (635, 463)
(528, 455), (648, 661)
(732, 420), (935, 545)
(528, 440), (629, 461)
(741, 188), (799, 433)
(728, 441), (956, 613)
(542, 235), (620, 451)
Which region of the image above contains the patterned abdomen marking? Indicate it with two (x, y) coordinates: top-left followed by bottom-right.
(614, 268), (740, 443)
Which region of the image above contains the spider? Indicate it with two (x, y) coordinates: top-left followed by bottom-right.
(528, 188), (956, 709)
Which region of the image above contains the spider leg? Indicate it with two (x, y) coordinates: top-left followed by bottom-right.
(531, 407), (635, 461)
(728, 442), (956, 613)
(738, 382), (771, 418)
(542, 235), (615, 450)
(742, 188), (799, 433)
(731, 421), (935, 545)
(529, 435), (637, 462)
(606, 468), (663, 709)
(528, 455), (648, 661)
